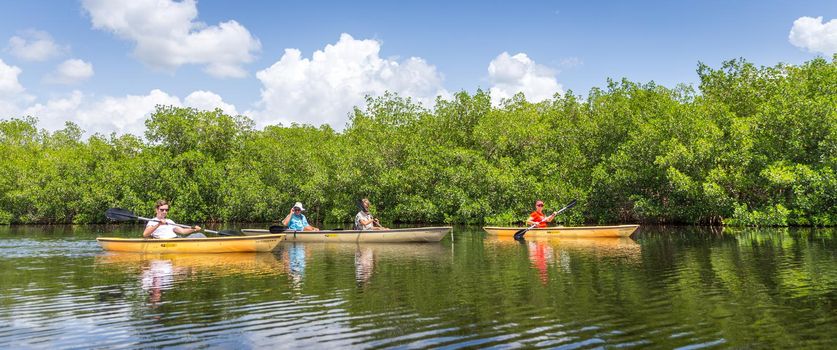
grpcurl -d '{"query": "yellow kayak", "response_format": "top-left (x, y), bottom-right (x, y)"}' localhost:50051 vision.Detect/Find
top-left (96, 234), bottom-right (285, 253)
top-left (483, 225), bottom-right (639, 238)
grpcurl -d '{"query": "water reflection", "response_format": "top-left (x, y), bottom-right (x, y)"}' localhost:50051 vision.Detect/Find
top-left (1, 225), bottom-right (835, 349)
top-left (355, 246), bottom-right (374, 284)
top-left (283, 244), bottom-right (307, 288)
top-left (96, 252), bottom-right (285, 306)
top-left (275, 243), bottom-right (451, 287)
top-left (141, 259), bottom-right (178, 307)
top-left (485, 236), bottom-right (641, 283)
top-left (96, 252), bottom-right (285, 275)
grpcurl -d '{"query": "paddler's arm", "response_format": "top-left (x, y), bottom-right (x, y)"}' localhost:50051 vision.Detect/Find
top-left (360, 216), bottom-right (375, 226)
top-left (143, 220), bottom-right (163, 238)
top-left (174, 225), bottom-right (201, 234)
top-left (525, 214), bottom-right (539, 226)
top-left (282, 208), bottom-right (293, 226)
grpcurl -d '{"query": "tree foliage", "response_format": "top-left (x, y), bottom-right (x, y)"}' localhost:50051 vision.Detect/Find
top-left (1, 57), bottom-right (835, 226)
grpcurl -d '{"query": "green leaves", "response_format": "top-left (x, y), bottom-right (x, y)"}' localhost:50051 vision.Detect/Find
top-left (1, 57), bottom-right (836, 226)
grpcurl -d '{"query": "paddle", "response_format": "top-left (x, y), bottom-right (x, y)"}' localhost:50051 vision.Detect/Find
top-left (513, 199), bottom-right (578, 240)
top-left (269, 225), bottom-right (341, 233)
top-left (269, 225), bottom-right (288, 233)
top-left (105, 208), bottom-right (238, 236)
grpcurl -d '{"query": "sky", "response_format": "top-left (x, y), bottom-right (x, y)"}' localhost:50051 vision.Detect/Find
top-left (0, 0), bottom-right (835, 137)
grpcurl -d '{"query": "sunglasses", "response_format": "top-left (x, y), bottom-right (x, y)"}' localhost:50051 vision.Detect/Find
top-left (536, 204), bottom-right (544, 207)
top-left (158, 208), bottom-right (169, 212)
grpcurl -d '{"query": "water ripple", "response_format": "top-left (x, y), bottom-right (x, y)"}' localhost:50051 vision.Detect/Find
top-left (0, 227), bottom-right (836, 348)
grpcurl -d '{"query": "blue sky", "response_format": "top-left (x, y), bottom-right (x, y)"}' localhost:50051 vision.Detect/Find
top-left (0, 0), bottom-right (835, 136)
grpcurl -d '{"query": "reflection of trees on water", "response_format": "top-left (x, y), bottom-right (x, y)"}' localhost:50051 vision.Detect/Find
top-left (4, 226), bottom-right (836, 348)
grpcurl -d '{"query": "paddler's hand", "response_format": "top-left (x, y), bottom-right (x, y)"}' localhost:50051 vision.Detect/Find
top-left (193, 225), bottom-right (201, 231)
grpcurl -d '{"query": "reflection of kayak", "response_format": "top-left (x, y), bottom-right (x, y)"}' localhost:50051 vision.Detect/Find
top-left (240, 227), bottom-right (451, 243)
top-left (95, 252), bottom-right (285, 275)
top-left (95, 252), bottom-right (286, 277)
top-left (96, 234), bottom-right (285, 253)
top-left (96, 252), bottom-right (282, 267)
top-left (305, 242), bottom-right (451, 259)
top-left (486, 236), bottom-right (641, 258)
top-left (483, 225), bottom-right (639, 238)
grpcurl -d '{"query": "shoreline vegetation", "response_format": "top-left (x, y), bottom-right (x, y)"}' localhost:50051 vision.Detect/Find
top-left (1, 57), bottom-right (835, 227)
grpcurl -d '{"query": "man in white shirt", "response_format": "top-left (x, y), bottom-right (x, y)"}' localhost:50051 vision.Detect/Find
top-left (354, 198), bottom-right (387, 231)
top-left (142, 200), bottom-right (203, 239)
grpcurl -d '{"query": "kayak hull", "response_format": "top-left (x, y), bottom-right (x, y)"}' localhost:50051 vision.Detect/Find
top-left (483, 225), bottom-right (639, 238)
top-left (96, 234), bottom-right (285, 253)
top-left (241, 227), bottom-right (451, 243)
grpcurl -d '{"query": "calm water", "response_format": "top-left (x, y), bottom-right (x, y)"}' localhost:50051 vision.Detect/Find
top-left (0, 225), bottom-right (835, 349)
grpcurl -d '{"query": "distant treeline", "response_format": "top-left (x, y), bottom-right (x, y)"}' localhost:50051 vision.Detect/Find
top-left (1, 57), bottom-right (835, 226)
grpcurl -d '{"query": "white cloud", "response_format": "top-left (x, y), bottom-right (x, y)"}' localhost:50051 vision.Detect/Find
top-left (46, 59), bottom-right (94, 85)
top-left (6, 30), bottom-right (65, 62)
top-left (789, 16), bottom-right (837, 55)
top-left (1, 56), bottom-right (236, 134)
top-left (0, 59), bottom-right (25, 94)
top-left (185, 90), bottom-right (238, 115)
top-left (24, 89), bottom-right (180, 136)
top-left (0, 59), bottom-right (35, 117)
top-left (81, 0), bottom-right (261, 78)
top-left (251, 33), bottom-right (448, 129)
top-left (21, 89), bottom-right (237, 136)
top-left (488, 52), bottom-right (563, 104)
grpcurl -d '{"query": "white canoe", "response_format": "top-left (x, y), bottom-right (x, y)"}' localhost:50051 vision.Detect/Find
top-left (240, 227), bottom-right (451, 243)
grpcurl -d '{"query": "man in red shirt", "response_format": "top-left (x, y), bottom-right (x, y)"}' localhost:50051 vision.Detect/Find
top-left (526, 200), bottom-right (556, 228)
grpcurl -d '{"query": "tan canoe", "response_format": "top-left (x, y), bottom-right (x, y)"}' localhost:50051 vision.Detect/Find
top-left (483, 225), bottom-right (639, 238)
top-left (240, 227), bottom-right (451, 243)
top-left (96, 234), bottom-right (285, 253)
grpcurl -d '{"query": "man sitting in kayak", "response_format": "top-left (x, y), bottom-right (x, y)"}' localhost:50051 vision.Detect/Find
top-left (282, 202), bottom-right (320, 231)
top-left (355, 198), bottom-right (388, 231)
top-left (526, 200), bottom-right (556, 228)
top-left (142, 200), bottom-right (205, 239)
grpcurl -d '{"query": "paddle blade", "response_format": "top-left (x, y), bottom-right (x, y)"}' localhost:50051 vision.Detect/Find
top-left (513, 229), bottom-right (527, 240)
top-left (269, 225), bottom-right (288, 233)
top-left (565, 199), bottom-right (578, 209)
top-left (105, 208), bottom-right (137, 221)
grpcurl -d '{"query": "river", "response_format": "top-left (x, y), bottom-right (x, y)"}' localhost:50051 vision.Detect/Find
top-left (0, 225), bottom-right (834, 348)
